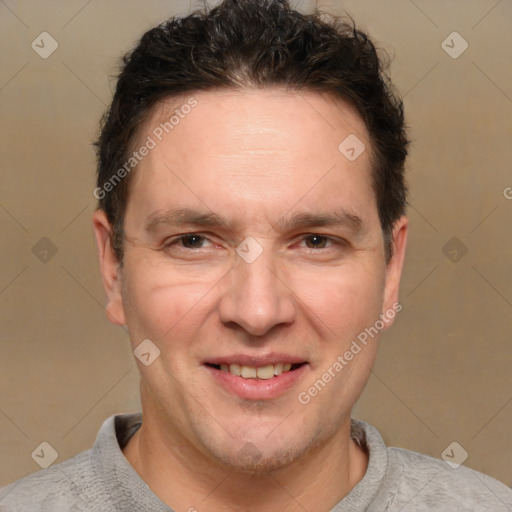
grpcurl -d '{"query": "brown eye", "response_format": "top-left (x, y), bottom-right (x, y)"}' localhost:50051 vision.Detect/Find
top-left (164, 234), bottom-right (211, 250)
top-left (303, 234), bottom-right (330, 249)
top-left (179, 234), bottom-right (206, 248)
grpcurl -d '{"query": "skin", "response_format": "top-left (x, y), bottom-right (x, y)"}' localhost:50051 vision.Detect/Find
top-left (93, 88), bottom-right (408, 512)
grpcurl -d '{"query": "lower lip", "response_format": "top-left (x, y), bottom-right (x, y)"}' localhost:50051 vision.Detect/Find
top-left (204, 364), bottom-right (309, 400)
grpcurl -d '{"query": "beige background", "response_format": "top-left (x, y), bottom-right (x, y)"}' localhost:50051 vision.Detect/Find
top-left (1, 0), bottom-right (511, 489)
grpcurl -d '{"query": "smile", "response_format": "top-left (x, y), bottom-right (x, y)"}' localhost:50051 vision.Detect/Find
top-left (203, 358), bottom-right (309, 400)
top-left (206, 362), bottom-right (304, 380)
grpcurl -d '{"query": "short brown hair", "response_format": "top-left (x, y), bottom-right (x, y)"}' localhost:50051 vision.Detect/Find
top-left (94, 0), bottom-right (409, 263)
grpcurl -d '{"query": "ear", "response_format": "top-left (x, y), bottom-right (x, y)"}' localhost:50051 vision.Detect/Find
top-left (92, 209), bottom-right (126, 326)
top-left (381, 216), bottom-right (408, 329)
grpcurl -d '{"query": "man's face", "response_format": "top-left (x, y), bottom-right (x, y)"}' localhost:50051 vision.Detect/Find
top-left (95, 89), bottom-right (406, 471)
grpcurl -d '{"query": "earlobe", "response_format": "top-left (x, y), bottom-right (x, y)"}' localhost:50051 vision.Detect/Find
top-left (92, 209), bottom-right (126, 326)
top-left (382, 216), bottom-right (408, 328)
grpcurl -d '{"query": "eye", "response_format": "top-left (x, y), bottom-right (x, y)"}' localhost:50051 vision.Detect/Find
top-left (301, 234), bottom-right (334, 249)
top-left (165, 233), bottom-right (212, 249)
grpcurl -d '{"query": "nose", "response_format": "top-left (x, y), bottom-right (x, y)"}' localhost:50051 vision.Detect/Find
top-left (218, 244), bottom-right (296, 337)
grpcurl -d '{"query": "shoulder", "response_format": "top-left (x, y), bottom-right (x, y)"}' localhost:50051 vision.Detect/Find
top-left (381, 446), bottom-right (512, 511)
top-left (0, 414), bottom-right (131, 512)
top-left (0, 450), bottom-right (95, 512)
top-left (352, 420), bottom-right (511, 511)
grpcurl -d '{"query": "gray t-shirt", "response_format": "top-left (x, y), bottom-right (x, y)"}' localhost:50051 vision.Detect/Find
top-left (1, 413), bottom-right (510, 511)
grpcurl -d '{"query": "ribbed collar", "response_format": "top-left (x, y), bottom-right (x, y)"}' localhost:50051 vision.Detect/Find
top-left (90, 413), bottom-right (388, 512)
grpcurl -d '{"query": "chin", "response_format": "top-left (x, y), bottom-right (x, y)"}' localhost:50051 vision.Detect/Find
top-left (213, 444), bottom-right (303, 473)
top-left (200, 425), bottom-right (325, 474)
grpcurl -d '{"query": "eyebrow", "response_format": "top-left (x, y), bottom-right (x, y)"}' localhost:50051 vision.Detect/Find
top-left (277, 210), bottom-right (362, 233)
top-left (144, 207), bottom-right (363, 234)
top-left (145, 208), bottom-right (227, 232)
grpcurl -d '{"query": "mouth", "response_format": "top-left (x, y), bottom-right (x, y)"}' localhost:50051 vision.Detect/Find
top-left (204, 362), bottom-right (306, 380)
top-left (202, 355), bottom-right (309, 400)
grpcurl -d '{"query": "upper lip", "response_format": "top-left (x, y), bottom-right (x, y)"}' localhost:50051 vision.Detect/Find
top-left (204, 353), bottom-right (308, 367)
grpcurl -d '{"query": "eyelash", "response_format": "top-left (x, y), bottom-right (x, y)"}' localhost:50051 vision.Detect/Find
top-left (163, 233), bottom-right (344, 251)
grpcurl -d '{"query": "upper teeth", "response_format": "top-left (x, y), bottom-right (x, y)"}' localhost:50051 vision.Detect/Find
top-left (220, 363), bottom-right (293, 380)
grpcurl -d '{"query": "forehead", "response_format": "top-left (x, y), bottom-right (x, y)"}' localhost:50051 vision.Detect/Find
top-left (126, 88), bottom-right (376, 229)
top-left (138, 87), bottom-right (370, 160)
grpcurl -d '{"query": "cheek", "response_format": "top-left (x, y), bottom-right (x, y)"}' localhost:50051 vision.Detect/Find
top-left (121, 260), bottom-right (221, 348)
top-left (294, 268), bottom-right (383, 413)
top-left (296, 264), bottom-right (385, 339)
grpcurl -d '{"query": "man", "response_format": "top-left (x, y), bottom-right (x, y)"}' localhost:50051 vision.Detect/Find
top-left (1, 0), bottom-right (511, 510)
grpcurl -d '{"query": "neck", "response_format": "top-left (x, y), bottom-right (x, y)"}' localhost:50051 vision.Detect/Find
top-left (122, 409), bottom-right (368, 512)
